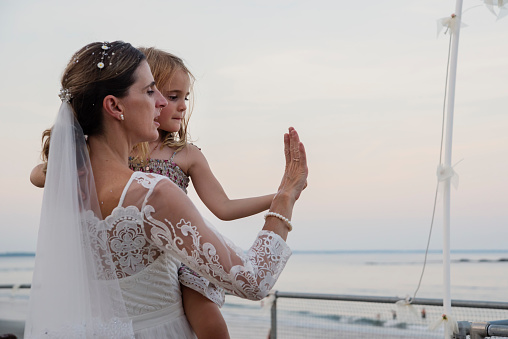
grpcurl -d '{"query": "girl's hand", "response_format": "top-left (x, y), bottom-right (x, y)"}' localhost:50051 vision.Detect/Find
top-left (277, 127), bottom-right (308, 201)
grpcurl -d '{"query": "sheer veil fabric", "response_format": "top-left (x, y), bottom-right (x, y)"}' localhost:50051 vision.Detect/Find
top-left (24, 102), bottom-right (135, 338)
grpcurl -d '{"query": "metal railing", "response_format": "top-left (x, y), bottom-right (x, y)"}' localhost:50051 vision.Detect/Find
top-left (3, 285), bottom-right (508, 338)
top-left (454, 320), bottom-right (508, 339)
top-left (0, 285), bottom-right (30, 289)
top-left (269, 291), bottom-right (508, 339)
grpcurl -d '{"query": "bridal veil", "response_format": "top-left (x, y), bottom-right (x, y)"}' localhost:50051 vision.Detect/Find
top-left (24, 99), bottom-right (134, 338)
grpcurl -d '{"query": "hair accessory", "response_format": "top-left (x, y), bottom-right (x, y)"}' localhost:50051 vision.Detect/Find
top-left (97, 42), bottom-right (110, 69)
top-left (58, 88), bottom-right (72, 103)
top-left (120, 114), bottom-right (124, 121)
top-left (264, 212), bottom-right (293, 231)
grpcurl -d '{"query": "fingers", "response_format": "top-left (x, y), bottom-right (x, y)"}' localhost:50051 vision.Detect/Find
top-left (297, 140), bottom-right (306, 166)
top-left (278, 127), bottom-right (308, 201)
top-left (284, 132), bottom-right (290, 166)
top-left (289, 127), bottom-right (301, 163)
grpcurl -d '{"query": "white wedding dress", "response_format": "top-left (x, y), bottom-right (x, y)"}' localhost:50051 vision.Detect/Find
top-left (26, 103), bottom-right (292, 339)
top-left (86, 171), bottom-right (292, 338)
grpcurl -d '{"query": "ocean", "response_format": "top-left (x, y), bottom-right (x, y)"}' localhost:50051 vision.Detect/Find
top-left (1, 250), bottom-right (507, 338)
top-left (224, 250), bottom-right (508, 338)
top-left (274, 250), bottom-right (508, 302)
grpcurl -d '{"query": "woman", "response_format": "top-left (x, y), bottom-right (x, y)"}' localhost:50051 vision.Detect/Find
top-left (25, 41), bottom-right (308, 339)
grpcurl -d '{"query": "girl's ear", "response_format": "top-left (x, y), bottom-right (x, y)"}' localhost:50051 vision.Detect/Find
top-left (103, 95), bottom-right (124, 121)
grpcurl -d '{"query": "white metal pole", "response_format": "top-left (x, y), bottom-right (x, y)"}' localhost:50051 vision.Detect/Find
top-left (443, 0), bottom-right (463, 337)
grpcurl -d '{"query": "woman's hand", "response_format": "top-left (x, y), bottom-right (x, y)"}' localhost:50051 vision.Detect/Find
top-left (277, 127), bottom-right (308, 201)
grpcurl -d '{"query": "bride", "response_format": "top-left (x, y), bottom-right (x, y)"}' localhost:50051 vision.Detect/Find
top-left (24, 41), bottom-right (308, 338)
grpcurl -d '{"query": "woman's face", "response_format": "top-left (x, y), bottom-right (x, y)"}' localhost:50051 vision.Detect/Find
top-left (158, 69), bottom-right (190, 134)
top-left (120, 61), bottom-right (167, 143)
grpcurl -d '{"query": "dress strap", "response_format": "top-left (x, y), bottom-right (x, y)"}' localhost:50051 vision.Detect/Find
top-left (169, 150), bottom-right (178, 162)
top-left (118, 172), bottom-right (139, 207)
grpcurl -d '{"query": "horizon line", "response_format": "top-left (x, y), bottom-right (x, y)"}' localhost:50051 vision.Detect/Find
top-left (2, 249), bottom-right (508, 257)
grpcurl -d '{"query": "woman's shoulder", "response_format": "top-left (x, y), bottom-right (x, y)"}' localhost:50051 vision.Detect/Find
top-left (122, 172), bottom-right (183, 202)
top-left (121, 172), bottom-right (168, 196)
top-left (129, 171), bottom-right (164, 182)
top-left (143, 173), bottom-right (191, 211)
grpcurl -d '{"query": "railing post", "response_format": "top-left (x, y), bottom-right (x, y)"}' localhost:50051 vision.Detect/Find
top-left (270, 291), bottom-right (277, 339)
top-left (470, 322), bottom-right (489, 339)
top-left (453, 321), bottom-right (470, 339)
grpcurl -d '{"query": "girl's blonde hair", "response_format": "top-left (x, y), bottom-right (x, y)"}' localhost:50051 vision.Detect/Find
top-left (134, 47), bottom-right (195, 162)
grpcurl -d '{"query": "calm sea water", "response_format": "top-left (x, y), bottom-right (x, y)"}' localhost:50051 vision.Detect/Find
top-left (1, 250), bottom-right (507, 338)
top-left (274, 250), bottom-right (508, 302)
top-left (1, 250), bottom-right (507, 301)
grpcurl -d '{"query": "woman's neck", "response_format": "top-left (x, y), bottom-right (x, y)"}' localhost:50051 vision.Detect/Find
top-left (88, 134), bottom-right (131, 169)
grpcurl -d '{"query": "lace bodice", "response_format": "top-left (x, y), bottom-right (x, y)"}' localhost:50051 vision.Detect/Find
top-left (95, 172), bottom-right (291, 306)
top-left (129, 147), bottom-right (225, 306)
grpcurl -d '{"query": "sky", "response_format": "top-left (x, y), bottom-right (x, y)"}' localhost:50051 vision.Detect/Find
top-left (0, 0), bottom-right (506, 252)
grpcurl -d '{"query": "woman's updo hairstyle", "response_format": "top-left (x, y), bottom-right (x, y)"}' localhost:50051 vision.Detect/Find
top-left (62, 41), bottom-right (145, 136)
top-left (41, 41), bottom-right (145, 164)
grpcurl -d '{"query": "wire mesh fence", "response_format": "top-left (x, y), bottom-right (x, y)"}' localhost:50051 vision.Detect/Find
top-left (223, 292), bottom-right (508, 339)
top-left (2, 285), bottom-right (508, 338)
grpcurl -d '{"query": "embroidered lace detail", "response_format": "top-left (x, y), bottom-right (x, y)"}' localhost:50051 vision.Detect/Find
top-left (130, 153), bottom-right (226, 303)
top-left (143, 198), bottom-right (292, 300)
top-left (84, 187), bottom-right (182, 318)
top-left (133, 173), bottom-right (159, 190)
top-left (81, 205), bottom-right (161, 280)
top-left (81, 210), bottom-right (115, 280)
top-left (81, 171), bottom-right (291, 330)
top-left (179, 264), bottom-right (225, 307)
top-left (25, 317), bottom-right (134, 339)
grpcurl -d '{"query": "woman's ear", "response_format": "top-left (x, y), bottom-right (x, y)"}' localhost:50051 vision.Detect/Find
top-left (103, 95), bottom-right (124, 121)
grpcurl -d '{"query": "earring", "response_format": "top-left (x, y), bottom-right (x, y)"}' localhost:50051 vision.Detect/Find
top-left (120, 114), bottom-right (124, 121)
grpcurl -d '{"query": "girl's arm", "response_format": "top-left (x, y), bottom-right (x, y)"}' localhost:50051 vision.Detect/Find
top-left (30, 163), bottom-right (47, 188)
top-left (186, 144), bottom-right (275, 221)
top-left (181, 286), bottom-right (230, 339)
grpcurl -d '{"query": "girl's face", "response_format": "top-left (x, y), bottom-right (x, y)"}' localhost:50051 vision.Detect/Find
top-left (158, 69), bottom-right (190, 134)
top-left (120, 61), bottom-right (167, 143)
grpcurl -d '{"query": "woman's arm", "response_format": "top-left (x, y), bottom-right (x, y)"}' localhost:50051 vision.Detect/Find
top-left (30, 163), bottom-right (47, 188)
top-left (187, 144), bottom-right (275, 221)
top-left (143, 128), bottom-right (307, 300)
top-left (143, 178), bottom-right (292, 300)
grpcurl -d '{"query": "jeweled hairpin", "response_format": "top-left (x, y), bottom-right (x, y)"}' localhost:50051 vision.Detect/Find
top-left (59, 88), bottom-right (72, 103)
top-left (97, 42), bottom-right (110, 69)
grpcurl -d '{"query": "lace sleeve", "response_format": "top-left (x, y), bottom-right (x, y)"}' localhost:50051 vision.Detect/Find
top-left (141, 178), bottom-right (292, 301)
top-left (178, 264), bottom-right (225, 307)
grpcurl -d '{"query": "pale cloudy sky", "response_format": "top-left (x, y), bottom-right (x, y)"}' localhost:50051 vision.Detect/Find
top-left (0, 0), bottom-right (506, 252)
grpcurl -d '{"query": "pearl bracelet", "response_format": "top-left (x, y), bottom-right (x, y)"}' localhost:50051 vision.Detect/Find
top-left (264, 212), bottom-right (293, 232)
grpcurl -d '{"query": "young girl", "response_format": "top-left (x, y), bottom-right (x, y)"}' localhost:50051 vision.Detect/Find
top-left (133, 47), bottom-right (277, 339)
top-left (30, 47), bottom-right (277, 339)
